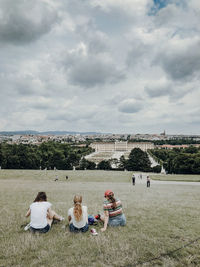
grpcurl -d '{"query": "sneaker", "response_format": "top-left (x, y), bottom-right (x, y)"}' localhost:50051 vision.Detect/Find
top-left (91, 228), bottom-right (98, 236)
top-left (24, 223), bottom-right (30, 231)
top-left (59, 216), bottom-right (65, 221)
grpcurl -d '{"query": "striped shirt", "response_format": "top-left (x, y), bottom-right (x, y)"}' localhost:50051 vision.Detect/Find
top-left (103, 198), bottom-right (123, 218)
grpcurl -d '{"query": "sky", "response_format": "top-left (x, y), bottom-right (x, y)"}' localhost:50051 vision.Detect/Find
top-left (0, 0), bottom-right (200, 134)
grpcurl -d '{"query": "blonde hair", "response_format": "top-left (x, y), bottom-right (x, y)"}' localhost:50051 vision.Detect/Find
top-left (73, 195), bottom-right (82, 222)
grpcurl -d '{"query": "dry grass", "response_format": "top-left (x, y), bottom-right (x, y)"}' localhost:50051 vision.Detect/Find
top-left (151, 174), bottom-right (200, 182)
top-left (0, 170), bottom-right (200, 267)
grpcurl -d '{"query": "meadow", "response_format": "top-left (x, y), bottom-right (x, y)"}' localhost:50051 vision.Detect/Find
top-left (150, 174), bottom-right (200, 182)
top-left (0, 170), bottom-right (200, 267)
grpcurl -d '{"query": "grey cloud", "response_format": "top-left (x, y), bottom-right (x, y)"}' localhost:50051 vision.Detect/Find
top-left (118, 99), bottom-right (143, 114)
top-left (126, 41), bottom-right (150, 68)
top-left (153, 2), bottom-right (200, 34)
top-left (30, 103), bottom-right (52, 111)
top-left (0, 0), bottom-right (59, 44)
top-left (69, 58), bottom-right (124, 87)
top-left (155, 40), bottom-right (200, 81)
top-left (63, 49), bottom-right (125, 88)
top-left (74, 22), bottom-right (110, 54)
top-left (47, 107), bottom-right (97, 122)
top-left (87, 31), bottom-right (109, 54)
top-left (145, 80), bottom-right (195, 102)
top-left (145, 82), bottom-right (173, 98)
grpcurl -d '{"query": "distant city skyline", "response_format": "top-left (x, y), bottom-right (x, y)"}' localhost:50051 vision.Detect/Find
top-left (0, 0), bottom-right (200, 134)
top-left (1, 129), bottom-right (200, 137)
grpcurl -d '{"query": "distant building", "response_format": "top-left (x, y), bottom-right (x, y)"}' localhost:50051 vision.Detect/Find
top-left (90, 141), bottom-right (154, 152)
top-left (160, 130), bottom-right (166, 136)
top-left (158, 144), bottom-right (189, 149)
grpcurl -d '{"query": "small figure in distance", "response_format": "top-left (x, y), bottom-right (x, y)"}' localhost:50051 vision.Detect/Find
top-left (132, 174), bottom-right (135, 185)
top-left (147, 175), bottom-right (150, 188)
top-left (68, 195), bottom-right (89, 233)
top-left (96, 190), bottom-right (126, 232)
top-left (66, 175), bottom-right (68, 180)
top-left (140, 173), bottom-right (142, 179)
top-left (25, 192), bottom-right (64, 233)
top-left (54, 175), bottom-right (58, 181)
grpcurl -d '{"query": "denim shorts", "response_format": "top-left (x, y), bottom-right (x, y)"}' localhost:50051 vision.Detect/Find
top-left (30, 224), bottom-right (50, 233)
top-left (108, 214), bottom-right (126, 227)
top-left (69, 223), bottom-right (89, 233)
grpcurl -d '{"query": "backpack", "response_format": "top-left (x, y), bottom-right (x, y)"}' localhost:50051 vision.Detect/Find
top-left (88, 215), bottom-right (97, 225)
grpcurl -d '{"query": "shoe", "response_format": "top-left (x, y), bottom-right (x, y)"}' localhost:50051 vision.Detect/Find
top-left (59, 216), bottom-right (65, 221)
top-left (24, 223), bottom-right (30, 231)
top-left (91, 228), bottom-right (98, 236)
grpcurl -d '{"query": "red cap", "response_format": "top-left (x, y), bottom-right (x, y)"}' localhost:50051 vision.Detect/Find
top-left (104, 190), bottom-right (114, 197)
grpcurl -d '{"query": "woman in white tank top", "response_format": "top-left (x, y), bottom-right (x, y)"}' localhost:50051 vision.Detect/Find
top-left (25, 192), bottom-right (64, 233)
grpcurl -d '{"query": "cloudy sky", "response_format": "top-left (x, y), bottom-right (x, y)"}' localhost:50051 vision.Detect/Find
top-left (0, 0), bottom-right (200, 134)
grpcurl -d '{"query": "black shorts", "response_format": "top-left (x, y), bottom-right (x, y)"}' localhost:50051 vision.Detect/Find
top-left (30, 224), bottom-right (50, 233)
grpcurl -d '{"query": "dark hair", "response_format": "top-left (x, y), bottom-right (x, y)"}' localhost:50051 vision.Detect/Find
top-left (107, 193), bottom-right (117, 209)
top-left (34, 192), bottom-right (47, 202)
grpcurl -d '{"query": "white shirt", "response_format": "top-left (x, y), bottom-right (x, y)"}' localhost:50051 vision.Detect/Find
top-left (68, 205), bottom-right (88, 228)
top-left (30, 201), bottom-right (52, 229)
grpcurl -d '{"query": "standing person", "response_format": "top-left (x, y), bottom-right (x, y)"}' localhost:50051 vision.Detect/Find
top-left (25, 192), bottom-right (64, 233)
top-left (147, 176), bottom-right (150, 188)
top-left (68, 195), bottom-right (89, 233)
top-left (132, 174), bottom-right (135, 185)
top-left (99, 190), bottom-right (126, 232)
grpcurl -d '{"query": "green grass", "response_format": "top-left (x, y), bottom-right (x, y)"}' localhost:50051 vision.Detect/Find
top-left (151, 174), bottom-right (200, 182)
top-left (0, 170), bottom-right (200, 267)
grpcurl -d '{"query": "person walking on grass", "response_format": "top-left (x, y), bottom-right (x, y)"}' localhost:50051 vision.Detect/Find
top-left (132, 174), bottom-right (135, 185)
top-left (147, 175), bottom-right (150, 187)
top-left (25, 192), bottom-right (64, 233)
top-left (96, 190), bottom-right (126, 232)
top-left (68, 195), bottom-right (89, 233)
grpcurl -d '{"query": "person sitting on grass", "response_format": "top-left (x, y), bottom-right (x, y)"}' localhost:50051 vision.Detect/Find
top-left (68, 195), bottom-right (89, 233)
top-left (25, 191), bottom-right (64, 233)
top-left (96, 190), bottom-right (126, 232)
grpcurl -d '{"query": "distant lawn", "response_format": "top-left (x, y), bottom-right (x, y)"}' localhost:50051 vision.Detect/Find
top-left (151, 174), bottom-right (200, 182)
top-left (0, 170), bottom-right (200, 266)
top-left (0, 169), bottom-right (131, 183)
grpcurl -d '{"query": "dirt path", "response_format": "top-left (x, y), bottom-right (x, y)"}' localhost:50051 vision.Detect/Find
top-left (133, 173), bottom-right (200, 186)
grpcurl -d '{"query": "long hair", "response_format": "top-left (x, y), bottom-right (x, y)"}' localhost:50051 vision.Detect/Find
top-left (34, 192), bottom-right (47, 202)
top-left (107, 193), bottom-right (117, 209)
top-left (73, 195), bottom-right (82, 222)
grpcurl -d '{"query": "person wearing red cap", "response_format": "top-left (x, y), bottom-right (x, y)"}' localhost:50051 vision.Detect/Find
top-left (99, 190), bottom-right (126, 232)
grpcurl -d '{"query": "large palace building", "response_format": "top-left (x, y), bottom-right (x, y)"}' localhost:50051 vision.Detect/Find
top-left (90, 141), bottom-right (154, 152)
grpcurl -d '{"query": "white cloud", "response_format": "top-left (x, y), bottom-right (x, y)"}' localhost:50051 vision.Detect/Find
top-left (0, 0), bottom-right (200, 134)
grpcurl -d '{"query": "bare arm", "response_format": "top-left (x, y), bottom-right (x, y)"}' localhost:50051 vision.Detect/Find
top-left (25, 208), bottom-right (31, 217)
top-left (101, 210), bottom-right (109, 232)
top-left (68, 215), bottom-right (72, 223)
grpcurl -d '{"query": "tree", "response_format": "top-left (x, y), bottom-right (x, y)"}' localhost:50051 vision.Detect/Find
top-left (119, 155), bottom-right (127, 169)
top-left (79, 158), bottom-right (96, 170)
top-left (97, 160), bottom-right (112, 170)
top-left (126, 148), bottom-right (151, 171)
top-left (152, 165), bottom-right (162, 173)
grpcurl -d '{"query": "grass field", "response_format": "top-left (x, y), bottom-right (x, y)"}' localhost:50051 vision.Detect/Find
top-left (0, 170), bottom-right (200, 267)
top-left (151, 174), bottom-right (200, 182)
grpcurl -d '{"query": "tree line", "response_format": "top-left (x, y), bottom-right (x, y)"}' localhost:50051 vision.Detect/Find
top-left (0, 143), bottom-right (162, 172)
top-left (82, 148), bottom-right (161, 172)
top-left (150, 146), bottom-right (200, 174)
top-left (0, 142), bottom-right (93, 170)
